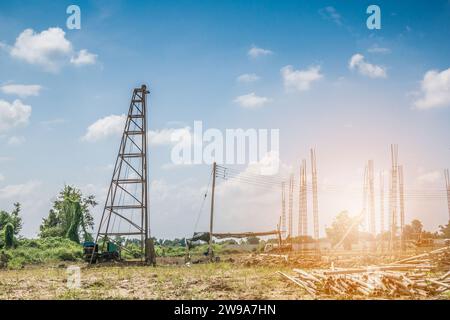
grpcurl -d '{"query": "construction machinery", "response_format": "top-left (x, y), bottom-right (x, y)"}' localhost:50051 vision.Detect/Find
top-left (83, 241), bottom-right (120, 263)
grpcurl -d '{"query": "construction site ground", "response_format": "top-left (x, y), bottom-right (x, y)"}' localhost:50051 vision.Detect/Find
top-left (0, 249), bottom-right (449, 300)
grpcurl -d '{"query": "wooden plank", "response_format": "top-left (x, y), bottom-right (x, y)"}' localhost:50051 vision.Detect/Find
top-left (277, 271), bottom-right (316, 297)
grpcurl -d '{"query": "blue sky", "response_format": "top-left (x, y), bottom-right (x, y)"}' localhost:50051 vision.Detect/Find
top-left (0, 0), bottom-right (449, 238)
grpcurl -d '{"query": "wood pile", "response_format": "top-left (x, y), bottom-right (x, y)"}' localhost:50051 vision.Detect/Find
top-left (278, 246), bottom-right (450, 298)
top-left (239, 253), bottom-right (290, 267)
top-left (238, 253), bottom-right (325, 268)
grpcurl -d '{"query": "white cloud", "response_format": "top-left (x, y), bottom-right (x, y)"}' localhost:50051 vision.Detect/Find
top-left (413, 67), bottom-right (450, 110)
top-left (0, 173), bottom-right (4, 182)
top-left (10, 28), bottom-right (72, 72)
top-left (349, 53), bottom-right (387, 78)
top-left (234, 92), bottom-right (271, 109)
top-left (280, 65), bottom-right (323, 92)
top-left (248, 46), bottom-right (273, 58)
top-left (70, 49), bottom-right (98, 66)
top-left (319, 6), bottom-right (342, 26)
top-left (0, 99), bottom-right (32, 133)
top-left (7, 135), bottom-right (25, 146)
top-left (0, 84), bottom-right (42, 98)
top-left (0, 180), bottom-right (41, 200)
top-left (7, 27), bottom-right (97, 72)
top-left (236, 73), bottom-right (260, 83)
top-left (82, 114), bottom-right (126, 142)
top-left (148, 127), bottom-right (191, 146)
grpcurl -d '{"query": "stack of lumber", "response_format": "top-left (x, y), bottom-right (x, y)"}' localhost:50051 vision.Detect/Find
top-left (389, 246), bottom-right (450, 271)
top-left (278, 246), bottom-right (450, 298)
top-left (278, 269), bottom-right (450, 298)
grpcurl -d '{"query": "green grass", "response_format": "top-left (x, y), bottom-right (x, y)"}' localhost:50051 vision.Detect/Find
top-left (1, 237), bottom-right (254, 269)
top-left (2, 237), bottom-right (83, 269)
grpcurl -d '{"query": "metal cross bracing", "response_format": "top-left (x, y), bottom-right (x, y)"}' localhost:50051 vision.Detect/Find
top-left (94, 84), bottom-right (151, 262)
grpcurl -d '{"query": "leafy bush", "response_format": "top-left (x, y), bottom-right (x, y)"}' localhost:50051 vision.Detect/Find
top-left (121, 242), bottom-right (144, 259)
top-left (4, 237), bottom-right (83, 269)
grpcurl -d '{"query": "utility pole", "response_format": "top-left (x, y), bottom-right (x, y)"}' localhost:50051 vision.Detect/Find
top-left (445, 169), bottom-right (450, 222)
top-left (311, 148), bottom-right (319, 251)
top-left (209, 162), bottom-right (217, 258)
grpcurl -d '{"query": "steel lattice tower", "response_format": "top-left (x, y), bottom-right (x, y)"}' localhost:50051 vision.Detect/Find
top-left (94, 84), bottom-right (152, 262)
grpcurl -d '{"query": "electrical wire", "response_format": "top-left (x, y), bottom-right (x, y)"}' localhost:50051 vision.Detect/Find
top-left (192, 169), bottom-right (213, 234)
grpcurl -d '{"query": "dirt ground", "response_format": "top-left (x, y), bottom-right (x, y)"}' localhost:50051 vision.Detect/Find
top-left (0, 262), bottom-right (305, 300)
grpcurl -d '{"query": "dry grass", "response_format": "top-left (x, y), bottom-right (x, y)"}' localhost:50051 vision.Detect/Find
top-left (1, 259), bottom-right (447, 300)
top-left (0, 262), bottom-right (304, 300)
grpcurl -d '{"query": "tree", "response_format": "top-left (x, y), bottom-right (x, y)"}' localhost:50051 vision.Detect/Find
top-left (4, 223), bottom-right (14, 248)
top-left (401, 219), bottom-right (438, 241)
top-left (0, 202), bottom-right (23, 236)
top-left (403, 219), bottom-right (423, 241)
top-left (65, 201), bottom-right (83, 243)
top-left (438, 221), bottom-right (450, 239)
top-left (325, 211), bottom-right (360, 250)
top-left (39, 185), bottom-right (97, 243)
